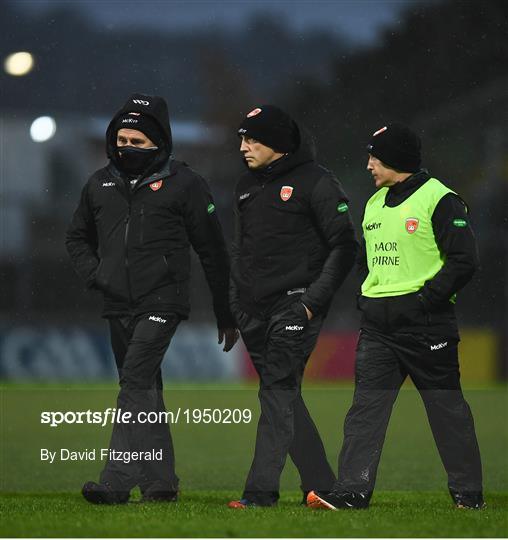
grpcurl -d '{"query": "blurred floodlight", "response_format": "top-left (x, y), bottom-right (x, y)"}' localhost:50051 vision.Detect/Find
top-left (4, 51), bottom-right (34, 76)
top-left (30, 116), bottom-right (56, 143)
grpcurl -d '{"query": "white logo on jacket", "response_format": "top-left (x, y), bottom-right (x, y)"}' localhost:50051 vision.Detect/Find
top-left (149, 315), bottom-right (167, 324)
top-left (102, 182), bottom-right (115, 187)
top-left (286, 325), bottom-right (304, 331)
top-left (430, 341), bottom-right (447, 351)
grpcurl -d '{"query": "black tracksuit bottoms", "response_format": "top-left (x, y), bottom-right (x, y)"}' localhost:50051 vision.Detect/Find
top-left (100, 312), bottom-right (180, 494)
top-left (237, 300), bottom-right (336, 505)
top-left (334, 329), bottom-right (483, 495)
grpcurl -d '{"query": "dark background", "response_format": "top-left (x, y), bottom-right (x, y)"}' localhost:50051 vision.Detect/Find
top-left (1, 0), bottom-right (506, 377)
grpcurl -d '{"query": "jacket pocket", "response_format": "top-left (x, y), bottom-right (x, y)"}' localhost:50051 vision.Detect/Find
top-left (93, 258), bottom-right (129, 301)
top-left (390, 293), bottom-right (428, 328)
top-left (94, 259), bottom-right (105, 289)
top-left (359, 295), bottom-right (388, 329)
top-left (162, 250), bottom-right (190, 282)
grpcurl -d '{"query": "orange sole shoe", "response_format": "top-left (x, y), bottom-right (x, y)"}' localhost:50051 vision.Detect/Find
top-left (306, 490), bottom-right (337, 510)
top-left (228, 499), bottom-right (251, 509)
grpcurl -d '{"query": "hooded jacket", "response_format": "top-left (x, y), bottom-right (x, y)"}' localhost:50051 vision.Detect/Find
top-left (66, 93), bottom-right (234, 327)
top-left (230, 127), bottom-right (358, 317)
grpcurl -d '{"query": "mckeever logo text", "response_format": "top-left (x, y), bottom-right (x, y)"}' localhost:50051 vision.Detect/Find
top-left (430, 341), bottom-right (447, 351)
top-left (149, 316), bottom-right (167, 324)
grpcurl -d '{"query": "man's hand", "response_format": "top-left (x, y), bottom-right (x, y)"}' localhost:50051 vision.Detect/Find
top-left (218, 327), bottom-right (239, 352)
top-left (302, 303), bottom-right (313, 320)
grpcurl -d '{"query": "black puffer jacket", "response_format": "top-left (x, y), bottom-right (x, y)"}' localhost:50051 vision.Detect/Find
top-left (66, 94), bottom-right (234, 327)
top-left (230, 130), bottom-right (358, 317)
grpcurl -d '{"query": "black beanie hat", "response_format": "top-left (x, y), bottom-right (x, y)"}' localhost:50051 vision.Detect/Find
top-left (114, 112), bottom-right (164, 148)
top-left (238, 105), bottom-right (299, 153)
top-left (366, 122), bottom-right (421, 173)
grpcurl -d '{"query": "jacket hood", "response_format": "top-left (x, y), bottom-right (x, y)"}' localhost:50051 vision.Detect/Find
top-left (105, 93), bottom-right (173, 174)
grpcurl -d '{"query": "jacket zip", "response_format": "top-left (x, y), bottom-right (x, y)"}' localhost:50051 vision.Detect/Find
top-left (124, 203), bottom-right (133, 304)
top-left (252, 182), bottom-right (265, 302)
top-left (140, 204), bottom-right (144, 244)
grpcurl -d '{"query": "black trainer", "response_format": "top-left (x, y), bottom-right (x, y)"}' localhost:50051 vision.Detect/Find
top-left (140, 489), bottom-right (178, 503)
top-left (81, 481), bottom-right (129, 505)
top-left (307, 490), bottom-right (371, 510)
top-left (450, 489), bottom-right (485, 509)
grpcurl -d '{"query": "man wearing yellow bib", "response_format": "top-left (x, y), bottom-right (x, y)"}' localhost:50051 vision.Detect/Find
top-left (308, 123), bottom-right (484, 510)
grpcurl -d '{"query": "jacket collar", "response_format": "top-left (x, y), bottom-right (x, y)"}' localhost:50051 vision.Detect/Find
top-left (108, 157), bottom-right (172, 179)
top-left (134, 158), bottom-right (174, 190)
top-left (107, 158), bottom-right (175, 196)
top-left (388, 169), bottom-right (430, 195)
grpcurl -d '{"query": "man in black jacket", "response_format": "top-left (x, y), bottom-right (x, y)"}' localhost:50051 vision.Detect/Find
top-left (228, 105), bottom-right (358, 508)
top-left (66, 93), bottom-right (237, 504)
top-left (308, 123), bottom-right (484, 511)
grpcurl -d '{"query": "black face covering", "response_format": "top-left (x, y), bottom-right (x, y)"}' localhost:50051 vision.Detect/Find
top-left (116, 146), bottom-right (159, 175)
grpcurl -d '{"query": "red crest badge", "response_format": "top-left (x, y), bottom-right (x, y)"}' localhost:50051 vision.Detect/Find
top-left (405, 217), bottom-right (419, 234)
top-left (280, 185), bottom-right (293, 202)
top-left (149, 180), bottom-right (163, 191)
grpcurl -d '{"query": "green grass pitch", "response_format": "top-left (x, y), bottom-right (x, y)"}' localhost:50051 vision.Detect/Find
top-left (1, 382), bottom-right (507, 537)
